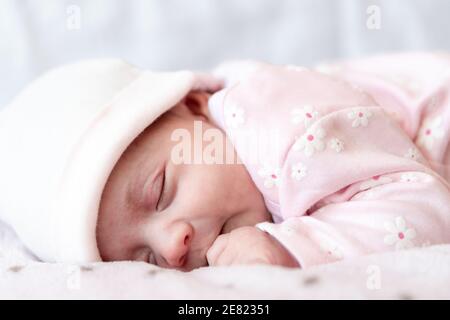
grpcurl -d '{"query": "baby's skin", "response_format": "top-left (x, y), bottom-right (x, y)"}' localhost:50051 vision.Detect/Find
top-left (96, 91), bottom-right (298, 271)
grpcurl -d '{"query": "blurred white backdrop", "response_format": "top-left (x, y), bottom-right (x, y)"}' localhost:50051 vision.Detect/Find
top-left (1, 0), bottom-right (450, 107)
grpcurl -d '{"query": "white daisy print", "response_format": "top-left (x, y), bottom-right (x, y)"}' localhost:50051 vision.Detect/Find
top-left (224, 104), bottom-right (245, 128)
top-left (384, 216), bottom-right (416, 250)
top-left (291, 162), bottom-right (308, 181)
top-left (417, 116), bottom-right (445, 151)
top-left (359, 175), bottom-right (393, 191)
top-left (291, 105), bottom-right (319, 128)
top-left (401, 173), bottom-right (419, 183)
top-left (293, 126), bottom-right (326, 157)
top-left (329, 138), bottom-right (344, 153)
top-left (258, 165), bottom-right (281, 189)
top-left (347, 108), bottom-right (373, 128)
top-left (404, 147), bottom-right (421, 161)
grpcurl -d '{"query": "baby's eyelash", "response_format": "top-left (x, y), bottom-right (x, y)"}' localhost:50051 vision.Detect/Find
top-left (148, 251), bottom-right (157, 265)
top-left (156, 169), bottom-right (166, 211)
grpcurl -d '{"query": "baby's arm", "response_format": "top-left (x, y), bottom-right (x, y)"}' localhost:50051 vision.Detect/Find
top-left (256, 171), bottom-right (450, 268)
top-left (321, 52), bottom-right (450, 182)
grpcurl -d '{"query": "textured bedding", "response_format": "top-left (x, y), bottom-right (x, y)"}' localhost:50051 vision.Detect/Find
top-left (1, 220), bottom-right (449, 299)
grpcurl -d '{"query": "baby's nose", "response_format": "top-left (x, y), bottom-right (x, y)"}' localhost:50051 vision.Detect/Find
top-left (160, 222), bottom-right (193, 268)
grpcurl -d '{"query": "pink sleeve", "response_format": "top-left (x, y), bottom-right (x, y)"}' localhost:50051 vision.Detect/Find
top-left (323, 52), bottom-right (450, 182)
top-left (257, 171), bottom-right (450, 268)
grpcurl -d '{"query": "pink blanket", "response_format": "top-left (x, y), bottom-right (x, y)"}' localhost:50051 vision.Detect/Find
top-left (1, 220), bottom-right (450, 299)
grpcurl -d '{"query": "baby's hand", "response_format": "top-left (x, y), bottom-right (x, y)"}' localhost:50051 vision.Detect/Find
top-left (206, 226), bottom-right (299, 268)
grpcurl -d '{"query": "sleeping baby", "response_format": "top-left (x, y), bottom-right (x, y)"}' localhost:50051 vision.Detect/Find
top-left (0, 52), bottom-right (449, 271)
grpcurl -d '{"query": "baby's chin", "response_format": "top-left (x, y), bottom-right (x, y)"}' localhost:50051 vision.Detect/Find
top-left (183, 252), bottom-right (209, 271)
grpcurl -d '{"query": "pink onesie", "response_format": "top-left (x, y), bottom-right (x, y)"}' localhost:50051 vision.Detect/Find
top-left (208, 58), bottom-right (450, 268)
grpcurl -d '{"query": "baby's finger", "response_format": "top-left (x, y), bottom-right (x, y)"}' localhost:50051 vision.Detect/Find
top-left (206, 233), bottom-right (229, 266)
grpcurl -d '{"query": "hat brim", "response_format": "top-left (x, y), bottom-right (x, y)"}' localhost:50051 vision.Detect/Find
top-left (54, 70), bottom-right (199, 263)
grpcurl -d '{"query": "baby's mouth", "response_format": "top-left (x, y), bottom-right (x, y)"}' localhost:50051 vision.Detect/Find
top-left (219, 222), bottom-right (227, 235)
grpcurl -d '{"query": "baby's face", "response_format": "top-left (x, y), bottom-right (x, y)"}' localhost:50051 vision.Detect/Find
top-left (96, 92), bottom-right (271, 271)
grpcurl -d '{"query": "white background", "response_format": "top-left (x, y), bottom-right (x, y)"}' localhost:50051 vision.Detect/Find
top-left (1, 0), bottom-right (450, 107)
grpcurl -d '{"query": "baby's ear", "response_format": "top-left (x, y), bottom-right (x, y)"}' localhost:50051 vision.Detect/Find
top-left (170, 91), bottom-right (212, 120)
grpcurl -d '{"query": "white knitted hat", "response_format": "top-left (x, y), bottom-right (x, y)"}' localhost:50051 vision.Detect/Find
top-left (0, 59), bottom-right (222, 263)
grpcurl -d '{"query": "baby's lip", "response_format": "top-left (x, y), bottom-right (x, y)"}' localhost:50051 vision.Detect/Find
top-left (219, 222), bottom-right (227, 235)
